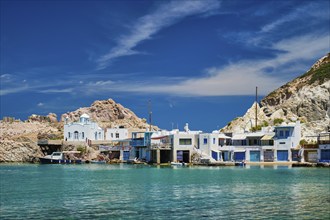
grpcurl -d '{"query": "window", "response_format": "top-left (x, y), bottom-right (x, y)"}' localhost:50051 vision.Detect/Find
top-left (285, 130), bottom-right (290, 138)
top-left (116, 133), bottom-right (119, 138)
top-left (74, 131), bottom-right (79, 139)
top-left (68, 132), bottom-right (71, 138)
top-left (82, 132), bottom-right (84, 139)
top-left (179, 138), bottom-right (192, 145)
top-left (99, 132), bottom-right (101, 139)
top-left (111, 133), bottom-right (113, 138)
top-left (213, 138), bottom-right (215, 144)
top-left (279, 130), bottom-right (284, 137)
top-left (204, 138), bottom-right (207, 144)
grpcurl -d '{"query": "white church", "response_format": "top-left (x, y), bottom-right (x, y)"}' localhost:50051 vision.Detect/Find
top-left (64, 113), bottom-right (105, 141)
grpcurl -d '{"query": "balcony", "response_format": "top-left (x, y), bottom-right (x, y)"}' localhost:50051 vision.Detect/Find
top-left (130, 139), bottom-right (147, 147)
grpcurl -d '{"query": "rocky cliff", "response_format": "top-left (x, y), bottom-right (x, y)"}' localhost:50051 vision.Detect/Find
top-left (0, 120), bottom-right (61, 162)
top-left (61, 98), bottom-right (158, 130)
top-left (222, 53), bottom-right (330, 138)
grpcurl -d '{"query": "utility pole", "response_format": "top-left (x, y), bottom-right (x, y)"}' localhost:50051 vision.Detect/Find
top-left (148, 100), bottom-right (152, 131)
top-left (255, 86), bottom-right (258, 128)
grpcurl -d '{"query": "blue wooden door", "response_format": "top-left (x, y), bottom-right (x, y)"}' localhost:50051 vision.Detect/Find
top-left (320, 150), bottom-right (330, 162)
top-left (212, 151), bottom-right (218, 161)
top-left (223, 152), bottom-right (229, 161)
top-left (250, 151), bottom-right (260, 161)
top-left (277, 150), bottom-right (288, 161)
top-left (234, 152), bottom-right (245, 161)
top-left (123, 151), bottom-right (130, 161)
top-left (177, 151), bottom-right (183, 162)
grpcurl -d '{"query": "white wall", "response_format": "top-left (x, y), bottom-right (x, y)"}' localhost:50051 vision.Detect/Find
top-left (105, 128), bottom-right (128, 141)
top-left (64, 122), bottom-right (104, 141)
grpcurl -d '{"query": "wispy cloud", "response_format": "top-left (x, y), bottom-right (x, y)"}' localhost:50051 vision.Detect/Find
top-left (261, 2), bottom-right (329, 33)
top-left (40, 88), bottom-right (73, 94)
top-left (96, 0), bottom-right (220, 69)
top-left (86, 33), bottom-right (329, 96)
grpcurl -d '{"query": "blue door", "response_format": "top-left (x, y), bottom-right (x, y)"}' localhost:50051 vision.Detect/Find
top-left (250, 151), bottom-right (260, 162)
top-left (291, 150), bottom-right (299, 161)
top-left (320, 149), bottom-right (330, 162)
top-left (234, 152), bottom-right (245, 161)
top-left (123, 151), bottom-right (130, 161)
top-left (223, 152), bottom-right (229, 161)
top-left (177, 151), bottom-right (183, 162)
top-left (277, 150), bottom-right (288, 161)
top-left (212, 151), bottom-right (218, 161)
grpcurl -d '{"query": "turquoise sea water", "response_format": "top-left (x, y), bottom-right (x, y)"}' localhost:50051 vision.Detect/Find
top-left (0, 164), bottom-right (329, 220)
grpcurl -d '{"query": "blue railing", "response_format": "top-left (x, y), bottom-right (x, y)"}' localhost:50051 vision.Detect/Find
top-left (130, 139), bottom-right (145, 147)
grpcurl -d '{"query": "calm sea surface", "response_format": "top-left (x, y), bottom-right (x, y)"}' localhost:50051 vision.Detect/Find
top-left (0, 164), bottom-right (329, 220)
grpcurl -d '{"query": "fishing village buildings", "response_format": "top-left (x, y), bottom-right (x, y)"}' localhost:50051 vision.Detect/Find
top-left (62, 114), bottom-right (330, 164)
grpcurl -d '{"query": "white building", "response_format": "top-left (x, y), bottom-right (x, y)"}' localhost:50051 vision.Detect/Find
top-left (273, 121), bottom-right (301, 161)
top-left (170, 123), bottom-right (201, 163)
top-left (105, 127), bottom-right (129, 141)
top-left (198, 131), bottom-right (231, 161)
top-left (64, 114), bottom-right (104, 141)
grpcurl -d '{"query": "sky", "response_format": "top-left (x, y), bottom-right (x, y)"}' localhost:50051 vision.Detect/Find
top-left (1, 0), bottom-right (329, 132)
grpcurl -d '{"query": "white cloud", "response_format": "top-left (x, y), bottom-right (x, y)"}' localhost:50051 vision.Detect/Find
top-left (261, 2), bottom-right (329, 33)
top-left (96, 0), bottom-right (220, 69)
top-left (0, 86), bottom-right (30, 96)
top-left (85, 33), bottom-right (329, 96)
top-left (40, 88), bottom-right (73, 94)
top-left (37, 102), bottom-right (44, 107)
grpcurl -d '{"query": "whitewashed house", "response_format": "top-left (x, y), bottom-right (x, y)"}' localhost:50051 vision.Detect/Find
top-left (64, 113), bottom-right (104, 141)
top-left (105, 127), bottom-right (129, 141)
top-left (170, 123), bottom-right (201, 163)
top-left (273, 121), bottom-right (301, 161)
top-left (198, 131), bottom-right (231, 161)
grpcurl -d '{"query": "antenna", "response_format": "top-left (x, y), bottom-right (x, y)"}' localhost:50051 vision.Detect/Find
top-left (255, 86), bottom-right (258, 128)
top-left (148, 100), bottom-right (152, 131)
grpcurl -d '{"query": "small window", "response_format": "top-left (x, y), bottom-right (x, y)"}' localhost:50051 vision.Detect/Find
top-left (74, 131), bottom-right (79, 139)
top-left (213, 138), bottom-right (215, 144)
top-left (82, 132), bottom-right (84, 139)
top-left (111, 133), bottom-right (113, 138)
top-left (279, 130), bottom-right (284, 137)
top-left (179, 138), bottom-right (192, 145)
top-left (285, 130), bottom-right (290, 138)
top-left (68, 132), bottom-right (71, 138)
top-left (116, 133), bottom-right (119, 138)
top-left (204, 138), bottom-right (207, 144)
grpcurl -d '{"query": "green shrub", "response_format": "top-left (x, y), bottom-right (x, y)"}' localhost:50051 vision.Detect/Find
top-left (273, 118), bottom-right (284, 125)
top-left (250, 125), bottom-right (262, 132)
top-left (77, 146), bottom-right (86, 154)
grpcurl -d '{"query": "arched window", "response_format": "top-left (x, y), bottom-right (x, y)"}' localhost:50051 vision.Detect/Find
top-left (82, 132), bottom-right (84, 139)
top-left (74, 131), bottom-right (79, 140)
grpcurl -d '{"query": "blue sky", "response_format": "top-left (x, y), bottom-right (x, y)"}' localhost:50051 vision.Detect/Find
top-left (1, 0), bottom-right (329, 132)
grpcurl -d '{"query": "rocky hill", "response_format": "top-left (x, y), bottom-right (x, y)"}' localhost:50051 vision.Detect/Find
top-left (0, 118), bottom-right (61, 162)
top-left (222, 53), bottom-right (330, 138)
top-left (61, 98), bottom-right (158, 130)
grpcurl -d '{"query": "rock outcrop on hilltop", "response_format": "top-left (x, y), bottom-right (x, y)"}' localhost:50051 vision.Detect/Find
top-left (222, 53), bottom-right (330, 138)
top-left (61, 98), bottom-right (158, 130)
